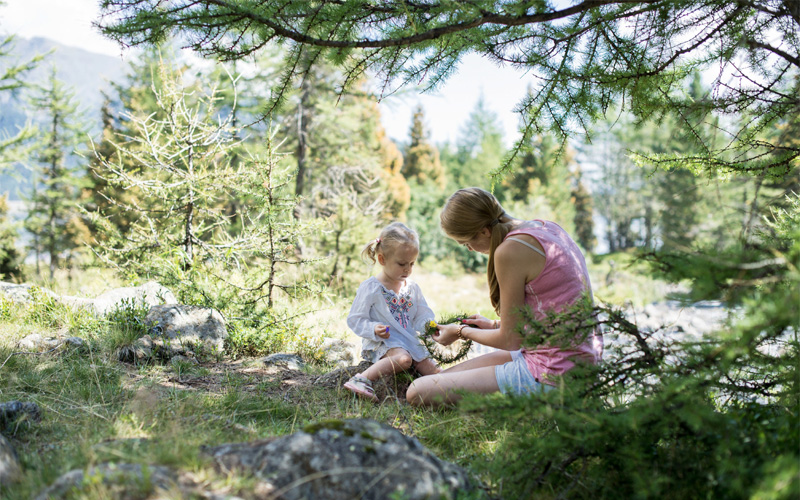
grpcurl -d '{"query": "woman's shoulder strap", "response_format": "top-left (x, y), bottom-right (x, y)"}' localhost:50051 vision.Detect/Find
top-left (505, 237), bottom-right (546, 257)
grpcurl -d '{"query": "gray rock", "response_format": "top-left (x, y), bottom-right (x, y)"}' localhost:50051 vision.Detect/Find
top-left (16, 334), bottom-right (86, 354)
top-left (0, 282), bottom-right (37, 304)
top-left (0, 434), bottom-right (21, 486)
top-left (90, 281), bottom-right (177, 316)
top-left (263, 353), bottom-right (305, 371)
top-left (33, 463), bottom-right (182, 500)
top-left (63, 337), bottom-right (86, 351)
top-left (16, 333), bottom-right (45, 351)
top-left (146, 304), bottom-right (228, 358)
top-left (203, 419), bottom-right (478, 500)
top-left (0, 401), bottom-right (41, 433)
top-left (319, 338), bottom-right (356, 368)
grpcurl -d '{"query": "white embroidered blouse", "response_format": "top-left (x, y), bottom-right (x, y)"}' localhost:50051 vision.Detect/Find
top-left (346, 276), bottom-right (434, 362)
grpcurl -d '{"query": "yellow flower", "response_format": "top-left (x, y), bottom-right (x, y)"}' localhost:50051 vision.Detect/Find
top-left (428, 320), bottom-right (437, 328)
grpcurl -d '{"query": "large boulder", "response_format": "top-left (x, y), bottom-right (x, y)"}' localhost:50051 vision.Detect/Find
top-left (0, 434), bottom-right (20, 486)
top-left (319, 338), bottom-right (357, 368)
top-left (145, 304), bottom-right (228, 358)
top-left (203, 418), bottom-right (478, 500)
top-left (0, 282), bottom-right (57, 305)
top-left (0, 401), bottom-right (41, 433)
top-left (61, 281), bottom-right (178, 316)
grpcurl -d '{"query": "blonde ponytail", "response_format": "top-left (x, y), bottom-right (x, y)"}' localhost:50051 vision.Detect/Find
top-left (441, 187), bottom-right (512, 314)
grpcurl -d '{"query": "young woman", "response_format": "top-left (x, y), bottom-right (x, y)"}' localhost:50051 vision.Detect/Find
top-left (406, 188), bottom-right (602, 407)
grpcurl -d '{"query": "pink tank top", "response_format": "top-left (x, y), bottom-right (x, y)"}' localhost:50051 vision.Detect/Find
top-left (505, 221), bottom-right (602, 385)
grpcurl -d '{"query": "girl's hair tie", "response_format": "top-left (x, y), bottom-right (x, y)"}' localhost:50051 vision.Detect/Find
top-left (375, 237), bottom-right (381, 244)
top-left (489, 218), bottom-right (501, 228)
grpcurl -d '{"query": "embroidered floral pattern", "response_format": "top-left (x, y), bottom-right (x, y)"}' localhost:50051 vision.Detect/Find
top-left (380, 286), bottom-right (413, 328)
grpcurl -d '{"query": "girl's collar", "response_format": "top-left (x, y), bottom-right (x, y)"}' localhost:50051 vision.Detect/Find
top-left (375, 276), bottom-right (409, 295)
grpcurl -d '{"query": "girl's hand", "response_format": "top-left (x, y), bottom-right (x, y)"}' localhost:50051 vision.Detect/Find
top-left (461, 314), bottom-right (497, 330)
top-left (375, 324), bottom-right (390, 339)
top-left (433, 323), bottom-right (460, 346)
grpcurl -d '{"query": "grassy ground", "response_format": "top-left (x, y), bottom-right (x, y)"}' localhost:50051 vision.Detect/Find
top-left (0, 256), bottom-right (674, 498)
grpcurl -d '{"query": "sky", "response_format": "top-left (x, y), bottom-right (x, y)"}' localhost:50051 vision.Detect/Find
top-left (0, 0), bottom-right (532, 146)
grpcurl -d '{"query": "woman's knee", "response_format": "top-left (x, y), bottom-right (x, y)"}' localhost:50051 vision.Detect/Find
top-left (406, 379), bottom-right (425, 406)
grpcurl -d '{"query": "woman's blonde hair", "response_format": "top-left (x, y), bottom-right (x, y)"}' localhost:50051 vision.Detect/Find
top-left (361, 222), bottom-right (420, 264)
top-left (440, 187), bottom-right (513, 313)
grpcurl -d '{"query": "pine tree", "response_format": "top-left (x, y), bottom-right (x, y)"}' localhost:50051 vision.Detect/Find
top-left (447, 95), bottom-right (505, 190)
top-left (501, 131), bottom-right (576, 230)
top-left (23, 67), bottom-right (90, 279)
top-left (571, 170), bottom-right (596, 253)
top-left (83, 47), bottom-right (173, 242)
top-left (89, 60), bottom-right (240, 273)
top-left (402, 105), bottom-right (445, 189)
top-left (0, 194), bottom-right (21, 280)
top-left (0, 27), bottom-right (41, 168)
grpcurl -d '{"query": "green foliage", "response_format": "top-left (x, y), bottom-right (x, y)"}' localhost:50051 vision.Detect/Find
top-left (0, 294), bottom-right (12, 321)
top-left (23, 67), bottom-right (92, 278)
top-left (226, 312), bottom-right (303, 358)
top-left (403, 105), bottom-right (446, 189)
top-left (460, 295), bottom-right (799, 499)
top-left (98, 1), bottom-right (800, 179)
top-left (23, 286), bottom-right (63, 329)
top-left (420, 313), bottom-right (473, 364)
top-left (409, 184), bottom-right (488, 272)
top-left (444, 95), bottom-right (505, 190)
top-left (103, 297), bottom-right (151, 351)
top-left (571, 171), bottom-right (596, 252)
top-left (0, 29), bottom-right (40, 168)
top-left (22, 286), bottom-right (100, 336)
top-left (0, 194), bottom-right (22, 280)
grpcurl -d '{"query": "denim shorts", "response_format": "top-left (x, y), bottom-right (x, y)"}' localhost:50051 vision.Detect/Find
top-left (495, 349), bottom-right (555, 396)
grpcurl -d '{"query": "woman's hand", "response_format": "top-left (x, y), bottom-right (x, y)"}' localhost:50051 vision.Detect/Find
top-left (374, 324), bottom-right (390, 339)
top-left (461, 314), bottom-right (497, 330)
top-left (433, 323), bottom-right (461, 346)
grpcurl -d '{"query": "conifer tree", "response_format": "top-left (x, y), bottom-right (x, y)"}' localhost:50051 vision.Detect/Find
top-left (446, 95), bottom-right (505, 190)
top-left (0, 194), bottom-right (21, 280)
top-left (84, 48), bottom-right (173, 241)
top-left (89, 60), bottom-right (240, 273)
top-left (502, 131), bottom-right (575, 228)
top-left (99, 0), bottom-right (799, 177)
top-left (0, 22), bottom-right (41, 168)
top-left (23, 68), bottom-right (90, 279)
top-left (571, 170), bottom-right (596, 253)
top-left (402, 105), bottom-right (445, 189)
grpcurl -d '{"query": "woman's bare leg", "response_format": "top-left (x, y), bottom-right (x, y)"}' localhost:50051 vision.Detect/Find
top-left (360, 347), bottom-right (413, 381)
top-left (406, 351), bottom-right (513, 407)
top-left (413, 358), bottom-right (441, 376)
top-left (406, 366), bottom-right (500, 407)
top-left (441, 350), bottom-right (513, 373)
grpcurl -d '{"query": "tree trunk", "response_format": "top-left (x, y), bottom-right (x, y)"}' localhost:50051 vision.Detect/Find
top-left (294, 78), bottom-right (312, 218)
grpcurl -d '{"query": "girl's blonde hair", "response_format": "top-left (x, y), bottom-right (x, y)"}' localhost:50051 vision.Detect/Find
top-left (361, 222), bottom-right (420, 264)
top-left (440, 187), bottom-right (513, 314)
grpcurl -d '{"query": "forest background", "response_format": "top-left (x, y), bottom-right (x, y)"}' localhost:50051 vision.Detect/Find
top-left (0, 1), bottom-right (797, 499)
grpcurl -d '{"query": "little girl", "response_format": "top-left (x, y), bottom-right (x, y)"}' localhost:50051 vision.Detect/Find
top-left (344, 222), bottom-right (440, 401)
